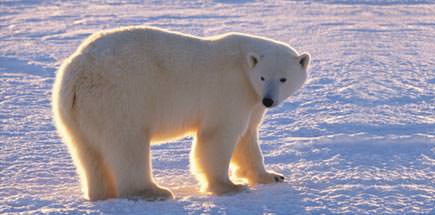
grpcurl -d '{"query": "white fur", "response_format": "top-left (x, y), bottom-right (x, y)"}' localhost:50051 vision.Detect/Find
top-left (52, 26), bottom-right (310, 201)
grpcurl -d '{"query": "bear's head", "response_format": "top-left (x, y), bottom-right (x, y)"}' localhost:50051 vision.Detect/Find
top-left (244, 44), bottom-right (310, 108)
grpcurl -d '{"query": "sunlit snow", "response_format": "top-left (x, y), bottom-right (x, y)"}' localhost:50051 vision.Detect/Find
top-left (1, 1), bottom-right (434, 214)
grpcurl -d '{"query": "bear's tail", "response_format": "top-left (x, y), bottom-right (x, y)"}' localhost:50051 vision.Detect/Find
top-left (52, 54), bottom-right (80, 131)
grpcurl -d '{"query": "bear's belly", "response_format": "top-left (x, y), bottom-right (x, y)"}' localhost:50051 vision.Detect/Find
top-left (149, 120), bottom-right (198, 144)
top-left (146, 100), bottom-right (201, 144)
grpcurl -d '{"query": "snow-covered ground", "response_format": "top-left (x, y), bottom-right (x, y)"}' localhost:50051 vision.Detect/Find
top-left (1, 0), bottom-right (434, 214)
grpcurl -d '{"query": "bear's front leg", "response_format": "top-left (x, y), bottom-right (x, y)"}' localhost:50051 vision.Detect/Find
top-left (192, 127), bottom-right (248, 195)
top-left (231, 107), bottom-right (285, 185)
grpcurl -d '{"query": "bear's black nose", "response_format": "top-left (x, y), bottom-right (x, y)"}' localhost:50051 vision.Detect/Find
top-left (262, 98), bottom-right (274, 108)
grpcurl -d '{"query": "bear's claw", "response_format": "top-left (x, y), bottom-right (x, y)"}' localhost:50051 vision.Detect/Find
top-left (274, 175), bottom-right (285, 182)
top-left (245, 171), bottom-right (285, 185)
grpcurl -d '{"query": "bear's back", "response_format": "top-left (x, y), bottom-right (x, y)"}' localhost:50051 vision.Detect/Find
top-left (79, 27), bottom-right (206, 59)
top-left (75, 27), bottom-right (223, 79)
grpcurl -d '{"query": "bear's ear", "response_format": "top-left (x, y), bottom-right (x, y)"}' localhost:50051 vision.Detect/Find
top-left (247, 52), bottom-right (260, 68)
top-left (298, 53), bottom-right (311, 69)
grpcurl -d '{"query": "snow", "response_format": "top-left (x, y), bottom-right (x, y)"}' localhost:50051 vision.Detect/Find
top-left (1, 0), bottom-right (434, 214)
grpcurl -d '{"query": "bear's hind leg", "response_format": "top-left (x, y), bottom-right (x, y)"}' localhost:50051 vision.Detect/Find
top-left (68, 135), bottom-right (116, 201)
top-left (101, 131), bottom-right (173, 200)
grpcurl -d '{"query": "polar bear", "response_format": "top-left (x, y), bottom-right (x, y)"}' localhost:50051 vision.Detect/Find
top-left (52, 26), bottom-right (310, 201)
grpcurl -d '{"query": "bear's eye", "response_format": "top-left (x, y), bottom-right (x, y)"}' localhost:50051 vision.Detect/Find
top-left (280, 78), bottom-right (287, 83)
top-left (260, 76), bottom-right (265, 81)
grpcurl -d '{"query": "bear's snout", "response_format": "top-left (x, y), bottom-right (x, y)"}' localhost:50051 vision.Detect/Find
top-left (262, 98), bottom-right (274, 108)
